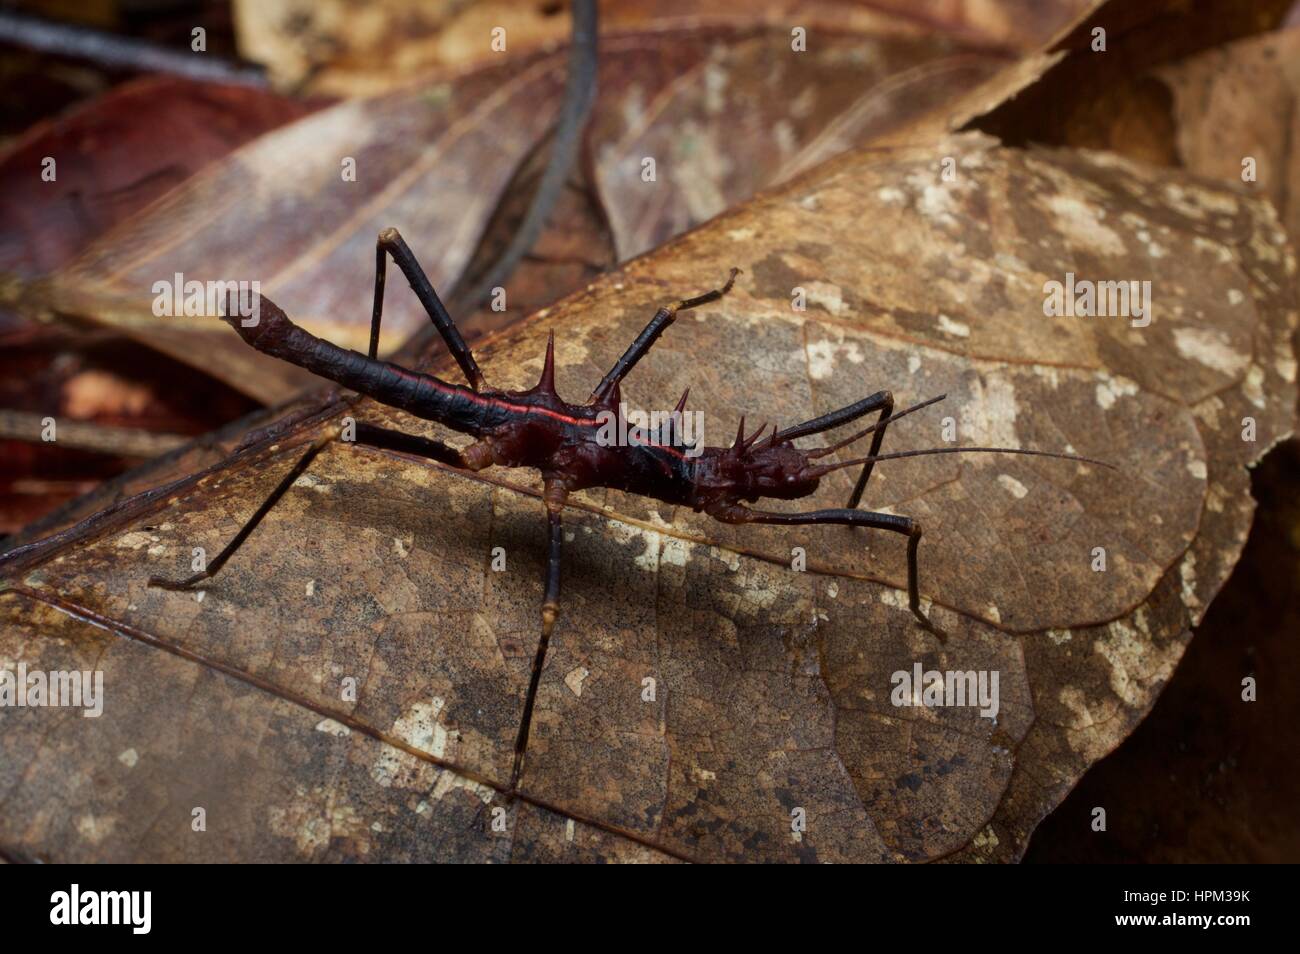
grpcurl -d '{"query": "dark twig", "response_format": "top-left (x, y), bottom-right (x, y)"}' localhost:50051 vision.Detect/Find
top-left (0, 409), bottom-right (188, 458)
top-left (0, 9), bottom-right (268, 87)
top-left (448, 0), bottom-right (599, 317)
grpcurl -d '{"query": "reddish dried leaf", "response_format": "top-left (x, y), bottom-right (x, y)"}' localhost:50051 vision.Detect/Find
top-left (0, 75), bottom-right (321, 281)
top-left (590, 28), bottom-right (1010, 261)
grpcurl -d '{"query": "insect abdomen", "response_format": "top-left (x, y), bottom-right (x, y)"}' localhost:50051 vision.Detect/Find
top-left (221, 296), bottom-right (488, 436)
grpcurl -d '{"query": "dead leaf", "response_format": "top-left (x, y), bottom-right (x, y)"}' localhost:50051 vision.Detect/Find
top-left (589, 28), bottom-right (1010, 261)
top-left (2, 128), bottom-right (1293, 862)
top-left (1156, 28), bottom-right (1300, 253)
top-left (11, 50), bottom-right (570, 404)
top-left (0, 75), bottom-right (322, 283)
top-left (236, 0), bottom-right (1090, 95)
top-left (970, 0), bottom-right (1296, 156)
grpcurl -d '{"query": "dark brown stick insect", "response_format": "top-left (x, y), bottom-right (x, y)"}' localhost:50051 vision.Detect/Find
top-left (149, 229), bottom-right (1106, 780)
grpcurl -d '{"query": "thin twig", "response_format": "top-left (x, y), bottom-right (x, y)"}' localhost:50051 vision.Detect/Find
top-left (0, 409), bottom-right (189, 458)
top-left (448, 0), bottom-right (599, 316)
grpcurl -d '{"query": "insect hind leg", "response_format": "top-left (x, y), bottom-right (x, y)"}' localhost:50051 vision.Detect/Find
top-left (149, 421), bottom-right (489, 592)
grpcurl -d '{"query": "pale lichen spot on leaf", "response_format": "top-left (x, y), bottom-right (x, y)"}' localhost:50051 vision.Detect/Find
top-left (76, 813), bottom-right (115, 845)
top-left (1094, 372), bottom-right (1138, 410)
top-left (660, 536), bottom-right (692, 567)
top-left (429, 770), bottom-right (494, 805)
top-left (394, 697), bottom-right (455, 758)
top-left (1242, 366), bottom-right (1267, 410)
top-left (1043, 193), bottom-right (1127, 256)
top-left (1179, 551), bottom-right (1200, 610)
top-left (315, 718), bottom-right (351, 738)
top-left (564, 667), bottom-right (590, 697)
top-left (803, 281), bottom-right (847, 316)
top-left (115, 531), bottom-right (154, 550)
top-left (962, 373), bottom-right (1021, 448)
top-left (936, 314), bottom-right (970, 338)
top-left (293, 472), bottom-right (330, 492)
top-left (604, 519), bottom-right (661, 573)
top-left (1095, 622), bottom-right (1155, 708)
top-left (806, 336), bottom-right (865, 381)
top-left (972, 825), bottom-right (999, 853)
top-left (996, 475), bottom-right (1028, 499)
top-left (1172, 327), bottom-right (1250, 377)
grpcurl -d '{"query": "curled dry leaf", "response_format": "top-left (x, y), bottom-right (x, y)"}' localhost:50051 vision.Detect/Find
top-left (0, 76), bottom-right (321, 284)
top-left (0, 77), bottom-right (318, 530)
top-left (1155, 27), bottom-right (1300, 253)
top-left (234, 0), bottom-right (1090, 95)
top-left (589, 27), bottom-right (1010, 261)
top-left (17, 51), bottom-right (571, 404)
top-left (13, 21), bottom-right (1014, 405)
top-left (2, 129), bottom-right (1294, 862)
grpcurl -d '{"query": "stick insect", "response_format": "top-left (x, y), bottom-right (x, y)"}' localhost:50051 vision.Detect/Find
top-left (149, 230), bottom-right (1104, 779)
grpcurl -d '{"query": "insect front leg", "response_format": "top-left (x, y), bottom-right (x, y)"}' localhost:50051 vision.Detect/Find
top-left (772, 390), bottom-right (894, 508)
top-left (371, 227), bottom-right (485, 390)
top-left (846, 391), bottom-right (893, 509)
top-left (712, 503), bottom-right (944, 639)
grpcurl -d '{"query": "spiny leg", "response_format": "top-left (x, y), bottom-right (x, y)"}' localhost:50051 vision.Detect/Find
top-left (714, 503), bottom-right (944, 639)
top-left (371, 227), bottom-right (485, 390)
top-left (589, 268), bottom-right (739, 404)
top-left (149, 423), bottom-right (487, 591)
top-left (511, 480), bottom-right (569, 791)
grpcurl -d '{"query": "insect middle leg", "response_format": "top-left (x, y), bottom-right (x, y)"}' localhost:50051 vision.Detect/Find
top-left (510, 480), bottom-right (569, 790)
top-left (713, 503), bottom-right (944, 638)
top-left (148, 422), bottom-right (489, 591)
top-left (371, 227), bottom-right (485, 390)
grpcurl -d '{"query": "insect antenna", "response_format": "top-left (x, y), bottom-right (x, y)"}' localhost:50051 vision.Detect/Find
top-left (805, 393), bottom-right (948, 459)
top-left (804, 445), bottom-right (1115, 478)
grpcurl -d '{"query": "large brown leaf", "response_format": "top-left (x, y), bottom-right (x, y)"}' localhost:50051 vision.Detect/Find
top-left (2, 128), bottom-right (1293, 862)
